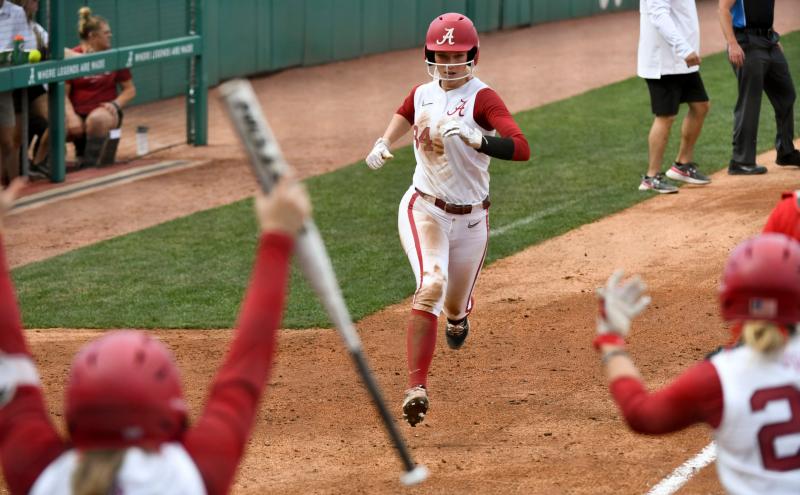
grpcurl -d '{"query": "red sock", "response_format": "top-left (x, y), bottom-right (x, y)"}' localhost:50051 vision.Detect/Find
top-left (406, 309), bottom-right (438, 388)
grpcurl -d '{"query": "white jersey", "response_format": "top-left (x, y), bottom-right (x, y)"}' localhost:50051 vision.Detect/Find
top-left (637, 0), bottom-right (700, 78)
top-left (30, 443), bottom-right (207, 495)
top-left (711, 336), bottom-right (800, 495)
top-left (411, 77), bottom-right (496, 205)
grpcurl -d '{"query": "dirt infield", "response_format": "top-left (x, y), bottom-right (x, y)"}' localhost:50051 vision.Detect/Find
top-left (5, 1), bottom-right (800, 494)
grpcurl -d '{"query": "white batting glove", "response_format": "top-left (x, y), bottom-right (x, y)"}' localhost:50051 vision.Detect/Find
top-left (365, 138), bottom-right (394, 170)
top-left (595, 269), bottom-right (651, 337)
top-left (440, 120), bottom-right (484, 149)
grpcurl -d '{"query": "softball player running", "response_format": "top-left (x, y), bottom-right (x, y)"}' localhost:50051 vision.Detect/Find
top-left (0, 177), bottom-right (310, 494)
top-left (365, 13), bottom-right (530, 427)
top-left (595, 233), bottom-right (800, 494)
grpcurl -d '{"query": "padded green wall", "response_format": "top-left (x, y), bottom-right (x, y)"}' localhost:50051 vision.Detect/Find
top-left (58, 0), bottom-right (637, 106)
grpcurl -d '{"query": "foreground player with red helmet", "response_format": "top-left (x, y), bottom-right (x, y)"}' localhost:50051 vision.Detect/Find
top-left (365, 13), bottom-right (529, 427)
top-left (0, 176), bottom-right (310, 494)
top-left (594, 233), bottom-right (800, 494)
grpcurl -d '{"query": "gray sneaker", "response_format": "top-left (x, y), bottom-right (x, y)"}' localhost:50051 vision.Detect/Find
top-left (666, 162), bottom-right (711, 185)
top-left (639, 173), bottom-right (678, 194)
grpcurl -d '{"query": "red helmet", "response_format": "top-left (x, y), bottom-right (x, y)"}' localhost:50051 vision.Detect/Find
top-left (66, 331), bottom-right (187, 449)
top-left (719, 233), bottom-right (800, 324)
top-left (424, 13), bottom-right (480, 65)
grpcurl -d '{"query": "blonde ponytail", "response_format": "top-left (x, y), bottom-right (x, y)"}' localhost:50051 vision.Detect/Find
top-left (71, 449), bottom-right (126, 495)
top-left (742, 321), bottom-right (787, 354)
top-left (77, 7), bottom-right (106, 41)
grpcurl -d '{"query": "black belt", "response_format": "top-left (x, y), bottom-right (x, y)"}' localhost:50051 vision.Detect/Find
top-left (734, 27), bottom-right (774, 37)
top-left (414, 188), bottom-right (490, 215)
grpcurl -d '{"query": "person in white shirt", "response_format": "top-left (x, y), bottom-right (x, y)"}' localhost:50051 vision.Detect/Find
top-left (0, 0), bottom-right (32, 185)
top-left (637, 0), bottom-right (712, 194)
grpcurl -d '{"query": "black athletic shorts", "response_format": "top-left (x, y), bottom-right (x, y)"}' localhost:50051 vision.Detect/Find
top-left (645, 72), bottom-right (709, 116)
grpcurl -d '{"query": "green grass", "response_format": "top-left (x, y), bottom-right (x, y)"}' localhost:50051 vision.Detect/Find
top-left (14, 33), bottom-right (800, 329)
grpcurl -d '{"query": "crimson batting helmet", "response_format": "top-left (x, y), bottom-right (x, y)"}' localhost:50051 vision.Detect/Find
top-left (719, 233), bottom-right (800, 324)
top-left (424, 13), bottom-right (480, 80)
top-left (66, 330), bottom-right (187, 449)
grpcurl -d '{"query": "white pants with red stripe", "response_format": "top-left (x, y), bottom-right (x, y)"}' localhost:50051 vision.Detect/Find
top-left (398, 186), bottom-right (489, 319)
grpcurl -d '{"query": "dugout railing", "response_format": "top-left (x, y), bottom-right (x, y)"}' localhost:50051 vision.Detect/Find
top-left (0, 0), bottom-right (207, 183)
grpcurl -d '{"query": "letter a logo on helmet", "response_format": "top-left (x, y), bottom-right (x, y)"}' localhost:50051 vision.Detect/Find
top-left (436, 27), bottom-right (456, 46)
top-left (424, 13), bottom-right (480, 81)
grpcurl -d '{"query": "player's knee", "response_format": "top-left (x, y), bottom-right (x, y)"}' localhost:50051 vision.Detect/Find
top-left (656, 114), bottom-right (677, 124)
top-left (693, 100), bottom-right (710, 115)
top-left (85, 111), bottom-right (112, 135)
top-left (443, 303), bottom-right (465, 321)
top-left (416, 267), bottom-right (447, 309)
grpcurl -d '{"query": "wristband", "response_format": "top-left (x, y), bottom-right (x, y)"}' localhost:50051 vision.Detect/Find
top-left (109, 101), bottom-right (121, 113)
top-left (601, 349), bottom-right (629, 365)
top-left (592, 333), bottom-right (626, 351)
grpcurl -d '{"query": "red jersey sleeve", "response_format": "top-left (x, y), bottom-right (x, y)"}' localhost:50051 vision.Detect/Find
top-left (0, 237), bottom-right (28, 356)
top-left (115, 68), bottom-right (133, 83)
top-left (0, 388), bottom-right (67, 495)
top-left (763, 193), bottom-right (800, 241)
top-left (396, 85), bottom-right (419, 125)
top-left (474, 88), bottom-right (530, 161)
top-left (610, 360), bottom-right (723, 434)
top-left (0, 239), bottom-right (66, 495)
top-left (183, 232), bottom-right (293, 495)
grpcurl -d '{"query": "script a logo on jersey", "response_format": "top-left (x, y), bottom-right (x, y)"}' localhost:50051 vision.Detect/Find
top-left (447, 99), bottom-right (468, 117)
top-left (436, 28), bottom-right (456, 46)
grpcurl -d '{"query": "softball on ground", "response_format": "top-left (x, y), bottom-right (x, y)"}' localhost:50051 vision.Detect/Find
top-left (28, 49), bottom-right (41, 63)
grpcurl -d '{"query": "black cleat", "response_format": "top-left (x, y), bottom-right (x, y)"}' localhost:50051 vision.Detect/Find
top-left (445, 317), bottom-right (470, 350)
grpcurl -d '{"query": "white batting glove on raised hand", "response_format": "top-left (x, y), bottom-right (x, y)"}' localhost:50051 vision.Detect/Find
top-left (595, 269), bottom-right (651, 338)
top-left (366, 138), bottom-right (394, 170)
top-left (440, 120), bottom-right (484, 149)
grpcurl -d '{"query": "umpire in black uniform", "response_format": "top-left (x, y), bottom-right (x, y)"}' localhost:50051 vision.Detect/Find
top-left (719, 0), bottom-right (800, 175)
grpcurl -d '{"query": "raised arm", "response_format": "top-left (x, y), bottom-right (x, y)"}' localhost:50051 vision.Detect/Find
top-left (0, 180), bottom-right (66, 495)
top-left (184, 176), bottom-right (311, 495)
top-left (593, 270), bottom-right (722, 434)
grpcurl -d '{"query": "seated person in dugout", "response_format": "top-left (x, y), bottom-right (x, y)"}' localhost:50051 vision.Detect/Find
top-left (66, 7), bottom-right (135, 168)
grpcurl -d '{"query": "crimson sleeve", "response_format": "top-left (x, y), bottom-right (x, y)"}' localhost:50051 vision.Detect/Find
top-left (115, 68), bottom-right (133, 83)
top-left (0, 389), bottom-right (67, 495)
top-left (396, 85), bottom-right (419, 125)
top-left (0, 239), bottom-right (66, 494)
top-left (0, 237), bottom-right (29, 355)
top-left (610, 360), bottom-right (723, 434)
top-left (474, 88), bottom-right (530, 161)
top-left (184, 232), bottom-right (293, 495)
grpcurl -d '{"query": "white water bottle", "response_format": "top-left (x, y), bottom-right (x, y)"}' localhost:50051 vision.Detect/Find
top-left (136, 126), bottom-right (149, 156)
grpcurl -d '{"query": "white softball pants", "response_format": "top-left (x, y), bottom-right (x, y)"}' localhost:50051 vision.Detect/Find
top-left (397, 186), bottom-right (489, 319)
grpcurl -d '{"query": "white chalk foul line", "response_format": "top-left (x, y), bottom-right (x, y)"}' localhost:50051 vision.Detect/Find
top-left (645, 442), bottom-right (717, 495)
top-left (490, 186), bottom-right (617, 238)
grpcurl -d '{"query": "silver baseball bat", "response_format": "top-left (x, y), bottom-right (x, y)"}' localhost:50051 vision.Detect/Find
top-left (219, 79), bottom-right (427, 486)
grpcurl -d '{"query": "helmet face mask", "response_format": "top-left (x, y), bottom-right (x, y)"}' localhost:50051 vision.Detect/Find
top-left (424, 13), bottom-right (479, 82)
top-left (719, 233), bottom-right (800, 326)
top-left (425, 56), bottom-right (475, 82)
